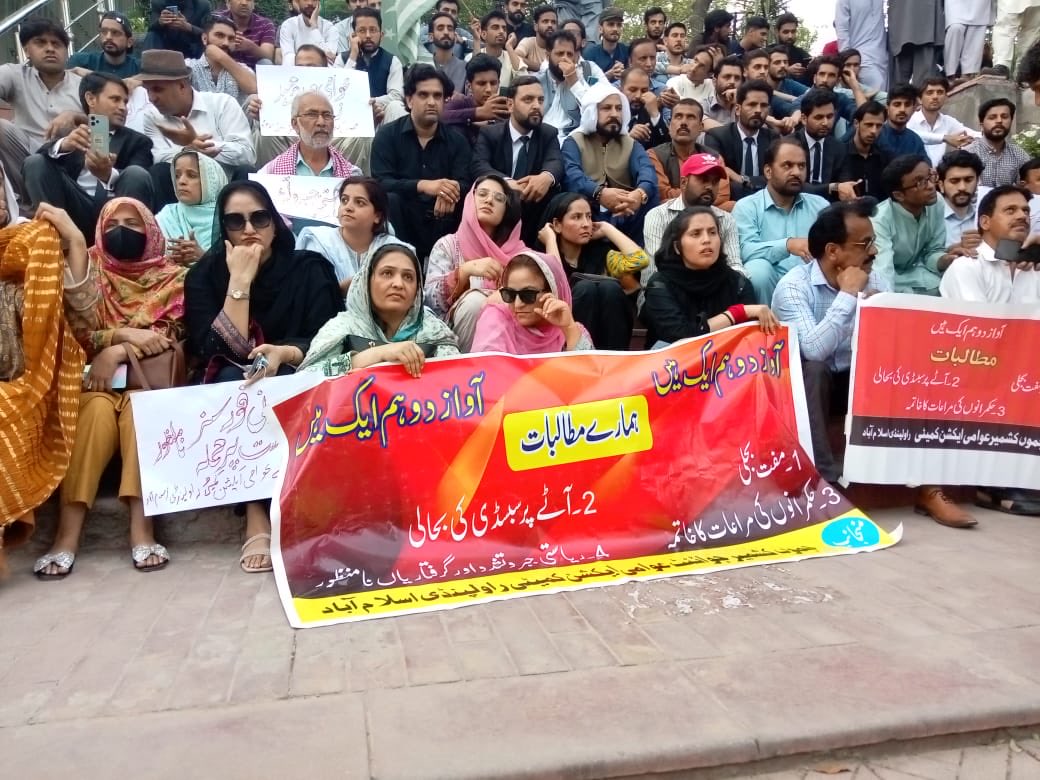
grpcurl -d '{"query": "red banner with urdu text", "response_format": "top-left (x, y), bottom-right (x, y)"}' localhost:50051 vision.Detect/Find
top-left (845, 292), bottom-right (1040, 486)
top-left (271, 325), bottom-right (900, 628)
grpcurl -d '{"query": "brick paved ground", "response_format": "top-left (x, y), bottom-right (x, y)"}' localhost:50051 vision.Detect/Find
top-left (2, 505), bottom-right (1040, 778)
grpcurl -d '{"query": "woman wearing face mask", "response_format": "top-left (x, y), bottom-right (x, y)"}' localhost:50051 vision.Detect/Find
top-left (297, 177), bottom-right (411, 298)
top-left (540, 192), bottom-right (648, 350)
top-left (1, 197), bottom-right (98, 577)
top-left (184, 181), bottom-right (343, 573)
top-left (471, 251), bottom-right (593, 354)
top-left (424, 175), bottom-right (526, 351)
top-left (156, 150), bottom-right (228, 266)
top-left (301, 245), bottom-right (459, 377)
top-left (34, 198), bottom-right (187, 579)
top-left (640, 206), bottom-right (778, 347)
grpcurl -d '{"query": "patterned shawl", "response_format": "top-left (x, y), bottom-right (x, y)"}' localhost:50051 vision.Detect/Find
top-left (0, 221), bottom-right (85, 543)
top-left (88, 197), bottom-right (188, 356)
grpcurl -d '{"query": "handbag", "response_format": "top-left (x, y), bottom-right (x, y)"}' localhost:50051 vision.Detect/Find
top-left (123, 341), bottom-right (187, 391)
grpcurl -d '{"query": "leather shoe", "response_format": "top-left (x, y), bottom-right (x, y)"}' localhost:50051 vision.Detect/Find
top-left (914, 486), bottom-right (978, 528)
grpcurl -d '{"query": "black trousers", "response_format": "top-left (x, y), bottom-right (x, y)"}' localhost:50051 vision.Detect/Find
top-left (23, 155), bottom-right (155, 245)
top-left (570, 276), bottom-right (634, 351)
top-left (801, 360), bottom-right (850, 483)
top-left (386, 192), bottom-right (461, 267)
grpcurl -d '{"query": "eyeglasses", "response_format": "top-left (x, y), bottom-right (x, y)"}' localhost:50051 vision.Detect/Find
top-left (294, 111), bottom-right (335, 122)
top-left (222, 209), bottom-right (273, 231)
top-left (849, 235), bottom-right (876, 251)
top-left (903, 171), bottom-right (938, 191)
top-left (499, 286), bottom-right (545, 304)
top-left (474, 188), bottom-right (507, 205)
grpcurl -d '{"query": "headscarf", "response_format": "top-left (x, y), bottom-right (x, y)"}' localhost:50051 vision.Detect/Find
top-left (573, 81), bottom-right (631, 137)
top-left (89, 197), bottom-right (187, 354)
top-left (300, 245), bottom-right (458, 371)
top-left (155, 149), bottom-right (227, 253)
top-left (455, 178), bottom-right (527, 287)
top-left (0, 221), bottom-right (85, 544)
top-left (471, 250), bottom-right (583, 355)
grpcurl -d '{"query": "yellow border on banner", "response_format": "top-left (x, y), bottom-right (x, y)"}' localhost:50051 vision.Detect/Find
top-left (291, 510), bottom-right (899, 624)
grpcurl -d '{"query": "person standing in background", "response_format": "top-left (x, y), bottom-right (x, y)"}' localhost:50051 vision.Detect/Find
top-left (990, 0), bottom-right (1040, 77)
top-left (944, 0), bottom-right (993, 79)
top-left (834, 0), bottom-right (888, 91)
top-left (887, 0), bottom-right (943, 85)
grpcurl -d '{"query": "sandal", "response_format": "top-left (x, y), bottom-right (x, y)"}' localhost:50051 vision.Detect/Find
top-left (975, 488), bottom-right (1040, 516)
top-left (34, 551), bottom-right (76, 580)
top-left (132, 543), bottom-right (170, 572)
top-left (240, 533), bottom-right (273, 573)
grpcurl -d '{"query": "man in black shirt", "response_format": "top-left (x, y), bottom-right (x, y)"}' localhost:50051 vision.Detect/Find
top-left (371, 65), bottom-right (472, 264)
top-left (775, 13), bottom-right (811, 83)
top-left (838, 100), bottom-right (889, 199)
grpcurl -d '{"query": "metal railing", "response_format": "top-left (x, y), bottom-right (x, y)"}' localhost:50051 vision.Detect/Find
top-left (0, 0), bottom-right (116, 62)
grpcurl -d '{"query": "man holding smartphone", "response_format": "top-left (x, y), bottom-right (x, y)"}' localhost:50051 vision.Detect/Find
top-left (23, 72), bottom-right (154, 244)
top-left (940, 185), bottom-right (1040, 518)
top-left (141, 0), bottom-right (210, 59)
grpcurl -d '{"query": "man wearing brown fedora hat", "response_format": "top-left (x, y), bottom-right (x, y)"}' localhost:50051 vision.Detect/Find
top-left (132, 50), bottom-right (255, 207)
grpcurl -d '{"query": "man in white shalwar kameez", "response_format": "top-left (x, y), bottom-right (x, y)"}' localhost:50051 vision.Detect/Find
top-left (945, 0), bottom-right (994, 77)
top-left (992, 0), bottom-right (1040, 74)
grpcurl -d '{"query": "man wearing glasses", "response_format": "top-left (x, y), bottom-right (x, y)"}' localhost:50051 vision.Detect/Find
top-left (870, 155), bottom-right (951, 295)
top-left (772, 199), bottom-right (888, 486)
top-left (259, 91), bottom-right (361, 176)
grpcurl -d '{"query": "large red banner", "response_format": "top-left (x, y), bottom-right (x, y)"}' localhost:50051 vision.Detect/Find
top-left (271, 325), bottom-right (899, 627)
top-left (845, 292), bottom-right (1040, 485)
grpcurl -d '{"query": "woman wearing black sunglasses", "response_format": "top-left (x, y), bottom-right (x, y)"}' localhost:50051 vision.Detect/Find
top-left (183, 180), bottom-right (344, 573)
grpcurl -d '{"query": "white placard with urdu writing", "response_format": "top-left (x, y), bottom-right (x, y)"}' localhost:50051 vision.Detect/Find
top-left (256, 64), bottom-right (374, 138)
top-left (248, 173), bottom-right (340, 224)
top-left (133, 372), bottom-right (322, 515)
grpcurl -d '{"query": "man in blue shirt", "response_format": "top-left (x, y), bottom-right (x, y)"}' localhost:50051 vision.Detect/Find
top-left (67, 12), bottom-right (141, 78)
top-left (764, 45), bottom-right (807, 118)
top-left (772, 199), bottom-right (886, 484)
top-left (733, 137), bottom-right (829, 303)
top-left (875, 83), bottom-right (927, 159)
top-left (583, 7), bottom-right (628, 82)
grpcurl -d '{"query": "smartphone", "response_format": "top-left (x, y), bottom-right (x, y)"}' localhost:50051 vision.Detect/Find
top-left (164, 4), bottom-right (179, 12)
top-left (853, 180), bottom-right (865, 197)
top-left (995, 238), bottom-right (1024, 261)
top-left (83, 364), bottom-right (127, 390)
top-left (498, 86), bottom-right (510, 97)
top-left (246, 353), bottom-right (269, 379)
top-left (88, 113), bottom-right (110, 156)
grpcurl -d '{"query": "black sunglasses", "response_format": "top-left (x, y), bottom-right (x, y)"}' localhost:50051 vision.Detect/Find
top-left (222, 209), bottom-right (273, 232)
top-left (499, 286), bottom-right (546, 304)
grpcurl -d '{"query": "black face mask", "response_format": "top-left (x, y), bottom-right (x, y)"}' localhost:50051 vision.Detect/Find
top-left (104, 226), bottom-right (148, 261)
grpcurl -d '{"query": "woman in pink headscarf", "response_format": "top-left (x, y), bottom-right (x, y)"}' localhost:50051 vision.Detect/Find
top-left (423, 174), bottom-right (527, 351)
top-left (471, 251), bottom-right (593, 354)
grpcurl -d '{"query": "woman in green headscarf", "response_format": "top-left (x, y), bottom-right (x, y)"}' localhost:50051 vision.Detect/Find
top-left (300, 244), bottom-right (459, 378)
top-left (155, 150), bottom-right (228, 265)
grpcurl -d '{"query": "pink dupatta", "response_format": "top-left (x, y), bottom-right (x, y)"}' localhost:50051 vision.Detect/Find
top-left (472, 251), bottom-right (580, 355)
top-left (455, 183), bottom-right (527, 290)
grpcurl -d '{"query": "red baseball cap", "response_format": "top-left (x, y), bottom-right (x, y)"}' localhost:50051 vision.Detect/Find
top-left (680, 153), bottom-right (725, 178)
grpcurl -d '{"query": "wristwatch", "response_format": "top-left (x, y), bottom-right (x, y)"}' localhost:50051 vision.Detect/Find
top-left (227, 289), bottom-right (250, 301)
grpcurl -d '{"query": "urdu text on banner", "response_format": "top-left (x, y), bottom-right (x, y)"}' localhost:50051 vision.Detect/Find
top-left (844, 292), bottom-right (1040, 486)
top-left (268, 325), bottom-right (901, 628)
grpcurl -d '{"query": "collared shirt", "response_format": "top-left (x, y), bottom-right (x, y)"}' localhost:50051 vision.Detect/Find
top-left (295, 150), bottom-right (335, 176)
top-left (214, 11), bottom-right (277, 68)
top-left (943, 198), bottom-right (978, 246)
top-left (643, 198), bottom-right (744, 276)
top-left (370, 115), bottom-right (472, 200)
top-left (804, 130), bottom-right (826, 184)
top-left (908, 109), bottom-right (978, 166)
top-left (664, 75), bottom-right (715, 115)
top-left (733, 187), bottom-right (829, 269)
top-left (508, 122), bottom-right (530, 175)
top-left (655, 51), bottom-right (690, 76)
top-left (186, 56), bottom-right (241, 101)
top-left (0, 64), bottom-right (82, 151)
top-left (583, 41), bottom-right (629, 73)
top-left (940, 239), bottom-right (1040, 303)
top-left (279, 14), bottom-right (338, 60)
top-left (736, 124), bottom-right (762, 177)
top-left (870, 197), bottom-right (947, 294)
top-left (706, 99), bottom-right (734, 125)
top-left (773, 260), bottom-right (890, 371)
top-left (67, 51), bottom-right (141, 78)
top-left (965, 137), bottom-right (1031, 187)
top-left (135, 88), bottom-right (255, 168)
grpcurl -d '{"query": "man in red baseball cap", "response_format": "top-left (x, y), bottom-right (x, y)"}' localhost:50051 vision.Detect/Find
top-left (641, 151), bottom-right (747, 300)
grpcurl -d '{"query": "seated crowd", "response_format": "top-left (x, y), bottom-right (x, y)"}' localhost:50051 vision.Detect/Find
top-left (4, 4), bottom-right (1040, 579)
